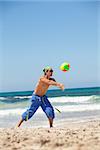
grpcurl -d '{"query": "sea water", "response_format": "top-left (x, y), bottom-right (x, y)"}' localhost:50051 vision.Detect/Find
top-left (0, 87), bottom-right (100, 128)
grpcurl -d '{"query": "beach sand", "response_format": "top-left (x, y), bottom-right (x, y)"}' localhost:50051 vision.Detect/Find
top-left (0, 120), bottom-right (100, 150)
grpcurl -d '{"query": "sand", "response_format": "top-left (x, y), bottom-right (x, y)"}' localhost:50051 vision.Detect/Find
top-left (0, 120), bottom-right (100, 150)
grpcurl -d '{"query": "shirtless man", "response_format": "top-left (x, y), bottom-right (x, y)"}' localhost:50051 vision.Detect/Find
top-left (17, 66), bottom-right (64, 128)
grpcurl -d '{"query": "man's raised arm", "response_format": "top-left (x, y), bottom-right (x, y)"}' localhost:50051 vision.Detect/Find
top-left (40, 77), bottom-right (64, 90)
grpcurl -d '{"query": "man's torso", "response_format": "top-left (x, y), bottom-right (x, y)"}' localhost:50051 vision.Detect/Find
top-left (34, 77), bottom-right (49, 96)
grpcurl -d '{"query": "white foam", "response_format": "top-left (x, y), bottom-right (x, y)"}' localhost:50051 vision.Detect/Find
top-left (56, 104), bottom-right (100, 112)
top-left (0, 103), bottom-right (100, 117)
top-left (0, 97), bottom-right (7, 100)
top-left (0, 107), bottom-right (43, 117)
top-left (49, 96), bottom-right (93, 103)
top-left (14, 96), bottom-right (32, 99)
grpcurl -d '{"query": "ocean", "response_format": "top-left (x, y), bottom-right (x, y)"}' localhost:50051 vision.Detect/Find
top-left (0, 87), bottom-right (100, 128)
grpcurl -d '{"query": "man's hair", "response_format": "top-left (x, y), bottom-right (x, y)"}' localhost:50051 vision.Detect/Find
top-left (43, 66), bottom-right (53, 75)
top-left (43, 69), bottom-right (47, 75)
top-left (49, 78), bottom-right (56, 82)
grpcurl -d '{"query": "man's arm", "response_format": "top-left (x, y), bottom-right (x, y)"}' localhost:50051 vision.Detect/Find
top-left (40, 77), bottom-right (64, 90)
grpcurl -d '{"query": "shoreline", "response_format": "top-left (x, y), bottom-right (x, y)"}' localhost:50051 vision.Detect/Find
top-left (0, 119), bottom-right (100, 150)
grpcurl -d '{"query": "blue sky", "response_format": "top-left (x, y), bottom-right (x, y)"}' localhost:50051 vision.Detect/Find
top-left (0, 0), bottom-right (99, 92)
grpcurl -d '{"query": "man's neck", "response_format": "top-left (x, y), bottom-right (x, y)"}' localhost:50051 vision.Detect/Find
top-left (44, 75), bottom-right (50, 79)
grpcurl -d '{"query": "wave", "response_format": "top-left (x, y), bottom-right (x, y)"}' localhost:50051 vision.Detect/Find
top-left (0, 96), bottom-right (31, 100)
top-left (0, 95), bottom-right (100, 103)
top-left (0, 95), bottom-right (100, 110)
top-left (49, 95), bottom-right (100, 106)
top-left (0, 107), bottom-right (45, 117)
top-left (89, 95), bottom-right (100, 103)
top-left (58, 104), bottom-right (100, 112)
top-left (0, 103), bottom-right (100, 117)
top-left (0, 96), bottom-right (31, 103)
top-left (14, 96), bottom-right (32, 99)
top-left (0, 97), bottom-right (7, 100)
top-left (0, 95), bottom-right (100, 113)
top-left (50, 96), bottom-right (93, 103)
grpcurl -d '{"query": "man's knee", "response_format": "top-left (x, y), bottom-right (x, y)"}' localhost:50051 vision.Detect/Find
top-left (22, 110), bottom-right (35, 121)
top-left (45, 107), bottom-right (55, 119)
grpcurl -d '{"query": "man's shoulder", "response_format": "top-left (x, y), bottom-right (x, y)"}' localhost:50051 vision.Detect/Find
top-left (40, 76), bottom-right (44, 80)
top-left (39, 76), bottom-right (46, 81)
top-left (39, 76), bottom-right (50, 82)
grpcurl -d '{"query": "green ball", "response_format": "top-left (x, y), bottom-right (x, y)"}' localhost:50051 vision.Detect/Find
top-left (60, 62), bottom-right (70, 72)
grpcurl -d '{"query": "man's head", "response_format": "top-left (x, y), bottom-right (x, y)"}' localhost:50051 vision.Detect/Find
top-left (43, 66), bottom-right (53, 77)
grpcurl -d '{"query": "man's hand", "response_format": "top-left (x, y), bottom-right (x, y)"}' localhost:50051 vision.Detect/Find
top-left (59, 83), bottom-right (64, 91)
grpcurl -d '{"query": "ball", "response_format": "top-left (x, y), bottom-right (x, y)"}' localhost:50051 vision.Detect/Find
top-left (60, 62), bottom-right (70, 72)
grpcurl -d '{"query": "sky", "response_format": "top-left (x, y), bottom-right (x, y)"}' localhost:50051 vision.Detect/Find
top-left (0, 0), bottom-right (99, 92)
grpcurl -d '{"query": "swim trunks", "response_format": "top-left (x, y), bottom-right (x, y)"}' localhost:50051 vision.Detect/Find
top-left (22, 94), bottom-right (55, 121)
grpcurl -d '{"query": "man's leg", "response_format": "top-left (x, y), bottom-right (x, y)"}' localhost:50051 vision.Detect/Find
top-left (41, 96), bottom-right (55, 128)
top-left (17, 97), bottom-right (40, 127)
top-left (48, 117), bottom-right (53, 128)
top-left (17, 118), bottom-right (24, 127)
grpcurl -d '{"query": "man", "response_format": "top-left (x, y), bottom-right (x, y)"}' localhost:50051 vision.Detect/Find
top-left (17, 66), bottom-right (64, 128)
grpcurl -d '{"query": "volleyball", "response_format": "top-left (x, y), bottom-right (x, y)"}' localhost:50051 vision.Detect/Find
top-left (60, 62), bottom-right (70, 72)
